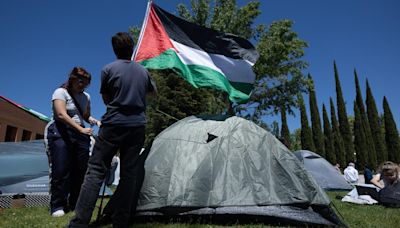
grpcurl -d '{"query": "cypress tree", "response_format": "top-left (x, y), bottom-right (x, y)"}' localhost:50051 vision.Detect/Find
top-left (322, 104), bottom-right (336, 164)
top-left (354, 101), bottom-right (368, 169)
top-left (383, 96), bottom-right (400, 163)
top-left (366, 79), bottom-right (387, 164)
top-left (354, 71), bottom-right (377, 168)
top-left (299, 94), bottom-right (315, 151)
top-left (280, 105), bottom-right (292, 149)
top-left (271, 121), bottom-right (280, 139)
top-left (334, 61), bottom-right (354, 162)
top-left (330, 98), bottom-right (346, 168)
top-left (308, 75), bottom-right (325, 157)
top-left (291, 129), bottom-right (302, 151)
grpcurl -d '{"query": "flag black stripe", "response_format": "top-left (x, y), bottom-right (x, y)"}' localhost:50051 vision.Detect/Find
top-left (153, 4), bottom-right (259, 64)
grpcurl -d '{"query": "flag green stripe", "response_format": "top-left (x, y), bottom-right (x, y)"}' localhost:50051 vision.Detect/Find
top-left (229, 81), bottom-right (254, 95)
top-left (139, 49), bottom-right (252, 103)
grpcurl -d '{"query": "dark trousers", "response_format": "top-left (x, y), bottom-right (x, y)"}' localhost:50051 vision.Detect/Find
top-left (45, 121), bottom-right (90, 213)
top-left (69, 125), bottom-right (145, 228)
top-left (102, 144), bottom-right (150, 221)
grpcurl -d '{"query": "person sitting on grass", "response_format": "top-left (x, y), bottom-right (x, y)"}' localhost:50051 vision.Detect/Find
top-left (344, 162), bottom-right (359, 184)
top-left (364, 165), bottom-right (374, 184)
top-left (370, 161), bottom-right (400, 189)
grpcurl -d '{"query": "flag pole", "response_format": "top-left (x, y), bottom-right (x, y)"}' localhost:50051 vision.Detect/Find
top-left (132, 0), bottom-right (152, 60)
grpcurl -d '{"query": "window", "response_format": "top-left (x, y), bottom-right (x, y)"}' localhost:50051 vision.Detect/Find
top-left (22, 130), bottom-right (32, 141)
top-left (35, 134), bottom-right (44, 140)
top-left (5, 125), bottom-right (18, 142)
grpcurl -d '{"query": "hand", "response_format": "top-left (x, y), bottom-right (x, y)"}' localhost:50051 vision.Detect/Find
top-left (88, 117), bottom-right (101, 127)
top-left (95, 120), bottom-right (102, 127)
top-left (80, 127), bottom-right (93, 136)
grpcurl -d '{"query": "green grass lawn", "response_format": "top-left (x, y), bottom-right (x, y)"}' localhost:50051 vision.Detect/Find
top-left (0, 191), bottom-right (399, 228)
top-left (326, 191), bottom-right (400, 228)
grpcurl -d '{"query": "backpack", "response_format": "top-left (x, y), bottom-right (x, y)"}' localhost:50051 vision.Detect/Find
top-left (379, 181), bottom-right (400, 207)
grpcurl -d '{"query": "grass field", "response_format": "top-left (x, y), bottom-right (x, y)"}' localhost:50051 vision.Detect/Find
top-left (327, 191), bottom-right (400, 228)
top-left (0, 191), bottom-right (399, 228)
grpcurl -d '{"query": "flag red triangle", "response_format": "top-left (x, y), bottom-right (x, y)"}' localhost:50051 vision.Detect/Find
top-left (134, 4), bottom-right (176, 62)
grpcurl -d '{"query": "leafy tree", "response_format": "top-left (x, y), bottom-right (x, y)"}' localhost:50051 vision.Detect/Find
top-left (330, 98), bottom-right (346, 168)
top-left (280, 105), bottom-right (291, 149)
top-left (308, 75), bottom-right (325, 157)
top-left (334, 61), bottom-right (354, 163)
top-left (298, 94), bottom-right (315, 151)
top-left (144, 70), bottom-right (226, 145)
top-left (238, 19), bottom-right (310, 126)
top-left (354, 71), bottom-right (377, 168)
top-left (383, 96), bottom-right (400, 163)
top-left (354, 101), bottom-right (368, 169)
top-left (366, 79), bottom-right (387, 164)
top-left (178, 0), bottom-right (260, 39)
top-left (322, 104), bottom-right (336, 164)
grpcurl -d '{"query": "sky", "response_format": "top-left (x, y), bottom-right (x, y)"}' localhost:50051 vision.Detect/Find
top-left (1, 0), bottom-right (399, 132)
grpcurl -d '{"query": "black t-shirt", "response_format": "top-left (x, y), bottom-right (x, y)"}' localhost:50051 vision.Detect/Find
top-left (100, 59), bottom-right (155, 126)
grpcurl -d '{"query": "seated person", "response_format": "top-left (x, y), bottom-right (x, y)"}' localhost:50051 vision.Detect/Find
top-left (370, 161), bottom-right (400, 189)
top-left (344, 162), bottom-right (359, 184)
top-left (364, 166), bottom-right (373, 184)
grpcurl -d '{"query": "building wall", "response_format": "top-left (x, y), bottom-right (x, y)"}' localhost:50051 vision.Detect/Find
top-left (0, 99), bottom-right (48, 142)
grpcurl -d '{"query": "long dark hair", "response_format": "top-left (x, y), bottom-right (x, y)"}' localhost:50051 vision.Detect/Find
top-left (60, 67), bottom-right (91, 89)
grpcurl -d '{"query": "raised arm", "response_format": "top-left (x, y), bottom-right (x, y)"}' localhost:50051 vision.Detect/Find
top-left (370, 173), bottom-right (384, 189)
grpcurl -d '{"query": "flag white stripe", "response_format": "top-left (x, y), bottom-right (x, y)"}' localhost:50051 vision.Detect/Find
top-left (171, 40), bottom-right (256, 84)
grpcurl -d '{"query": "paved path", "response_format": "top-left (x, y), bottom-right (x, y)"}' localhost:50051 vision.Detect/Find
top-left (358, 174), bottom-right (365, 184)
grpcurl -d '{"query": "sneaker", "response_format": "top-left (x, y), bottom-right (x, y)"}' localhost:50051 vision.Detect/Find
top-left (51, 209), bottom-right (65, 217)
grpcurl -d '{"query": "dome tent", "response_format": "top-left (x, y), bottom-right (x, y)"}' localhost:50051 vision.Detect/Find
top-left (0, 140), bottom-right (48, 191)
top-left (0, 140), bottom-right (113, 208)
top-left (0, 140), bottom-right (50, 208)
top-left (294, 150), bottom-right (352, 191)
top-left (136, 116), bottom-right (344, 226)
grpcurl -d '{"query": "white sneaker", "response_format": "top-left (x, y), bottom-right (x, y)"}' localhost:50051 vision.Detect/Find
top-left (51, 209), bottom-right (65, 217)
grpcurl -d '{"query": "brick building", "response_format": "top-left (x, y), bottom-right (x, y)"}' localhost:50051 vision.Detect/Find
top-left (0, 96), bottom-right (50, 142)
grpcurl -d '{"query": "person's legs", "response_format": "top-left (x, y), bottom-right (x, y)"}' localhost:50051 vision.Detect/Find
top-left (110, 126), bottom-right (145, 227)
top-left (46, 123), bottom-right (71, 214)
top-left (68, 133), bottom-right (90, 211)
top-left (129, 147), bottom-right (149, 219)
top-left (102, 141), bottom-right (151, 224)
top-left (68, 126), bottom-right (118, 227)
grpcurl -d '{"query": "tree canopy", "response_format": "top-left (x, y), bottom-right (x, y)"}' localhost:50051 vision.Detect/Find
top-left (241, 19), bottom-right (310, 126)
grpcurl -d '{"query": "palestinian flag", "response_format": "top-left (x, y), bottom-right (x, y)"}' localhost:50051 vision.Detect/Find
top-left (133, 2), bottom-right (259, 103)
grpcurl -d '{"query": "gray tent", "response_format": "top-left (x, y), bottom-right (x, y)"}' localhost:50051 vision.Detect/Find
top-left (0, 140), bottom-right (112, 208)
top-left (0, 140), bottom-right (49, 208)
top-left (294, 150), bottom-right (352, 191)
top-left (136, 116), bottom-right (344, 226)
top-left (0, 140), bottom-right (48, 190)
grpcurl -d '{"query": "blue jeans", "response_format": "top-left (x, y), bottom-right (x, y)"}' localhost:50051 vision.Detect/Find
top-left (68, 125), bottom-right (145, 228)
top-left (45, 120), bottom-right (90, 213)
